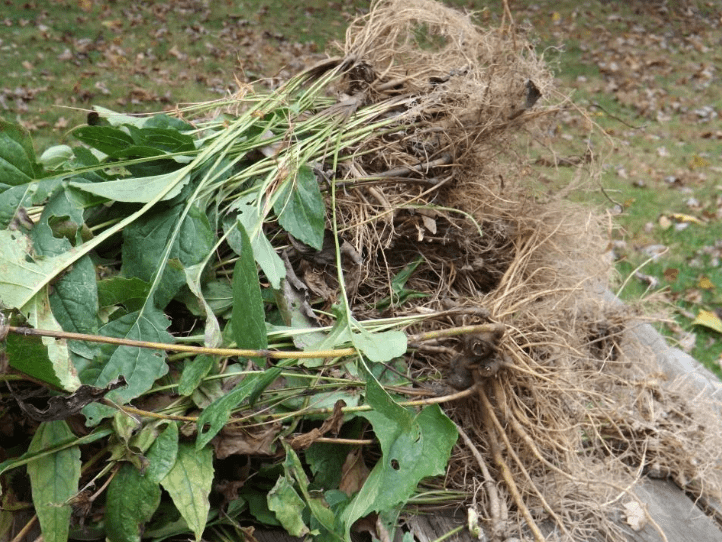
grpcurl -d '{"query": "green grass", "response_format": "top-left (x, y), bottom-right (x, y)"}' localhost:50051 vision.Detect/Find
top-left (3, 0), bottom-right (721, 374)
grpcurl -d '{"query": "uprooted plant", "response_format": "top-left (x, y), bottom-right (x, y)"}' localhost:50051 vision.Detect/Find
top-left (1, 1), bottom-right (721, 541)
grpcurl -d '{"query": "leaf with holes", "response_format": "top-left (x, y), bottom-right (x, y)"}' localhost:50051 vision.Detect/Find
top-left (340, 376), bottom-right (457, 535)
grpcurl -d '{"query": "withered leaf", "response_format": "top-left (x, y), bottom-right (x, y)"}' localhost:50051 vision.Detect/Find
top-left (339, 447), bottom-right (370, 497)
top-left (11, 377), bottom-right (126, 422)
top-left (289, 399), bottom-right (346, 450)
top-left (211, 423), bottom-right (281, 458)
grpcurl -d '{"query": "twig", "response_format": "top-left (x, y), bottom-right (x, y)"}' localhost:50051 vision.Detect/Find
top-left (312, 437), bottom-right (374, 446)
top-left (479, 385), bottom-right (545, 542)
top-left (6, 325), bottom-right (356, 360)
top-left (408, 323), bottom-right (505, 343)
top-left (456, 422), bottom-right (502, 538)
top-left (10, 516), bottom-right (37, 542)
top-left (89, 463), bottom-right (120, 502)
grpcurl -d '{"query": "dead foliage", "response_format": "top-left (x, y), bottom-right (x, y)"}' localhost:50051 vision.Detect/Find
top-left (282, 0), bottom-right (722, 539)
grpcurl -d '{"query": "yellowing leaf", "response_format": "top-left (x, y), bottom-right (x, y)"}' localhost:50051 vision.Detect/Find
top-left (688, 154), bottom-right (710, 170)
top-left (692, 310), bottom-right (722, 334)
top-left (698, 276), bottom-right (715, 290)
top-left (671, 213), bottom-right (704, 225)
top-left (552, 11), bottom-right (561, 22)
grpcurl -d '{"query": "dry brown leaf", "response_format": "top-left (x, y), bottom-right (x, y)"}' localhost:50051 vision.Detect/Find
top-left (339, 448), bottom-right (370, 496)
top-left (212, 423), bottom-right (281, 458)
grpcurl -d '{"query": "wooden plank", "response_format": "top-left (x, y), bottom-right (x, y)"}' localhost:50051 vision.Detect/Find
top-left (624, 479), bottom-right (722, 542)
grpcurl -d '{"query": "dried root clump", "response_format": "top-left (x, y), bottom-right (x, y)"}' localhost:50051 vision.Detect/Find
top-left (292, 1), bottom-right (722, 539)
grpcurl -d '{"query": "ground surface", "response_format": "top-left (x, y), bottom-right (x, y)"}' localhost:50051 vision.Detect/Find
top-left (2, 0), bottom-right (721, 372)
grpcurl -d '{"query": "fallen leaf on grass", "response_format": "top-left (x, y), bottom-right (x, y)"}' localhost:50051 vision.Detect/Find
top-left (671, 213), bottom-right (705, 225)
top-left (697, 276), bottom-right (715, 290)
top-left (692, 310), bottom-right (722, 334)
top-left (663, 268), bottom-right (678, 282)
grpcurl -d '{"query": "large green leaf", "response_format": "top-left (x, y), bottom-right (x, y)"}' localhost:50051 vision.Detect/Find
top-left (231, 222), bottom-right (268, 364)
top-left (121, 203), bottom-right (214, 309)
top-left (0, 119), bottom-right (41, 188)
top-left (160, 443), bottom-right (214, 542)
top-left (340, 377), bottom-right (457, 534)
top-left (267, 475), bottom-right (309, 537)
top-left (7, 287), bottom-right (81, 392)
top-left (104, 423), bottom-right (178, 542)
top-left (273, 165), bottom-right (325, 250)
top-left (0, 230), bottom-right (78, 310)
top-left (72, 125), bottom-right (135, 156)
top-left (105, 463), bottom-right (161, 542)
top-left (50, 255), bottom-right (100, 360)
top-left (80, 307), bottom-right (172, 425)
top-left (351, 327), bottom-right (407, 363)
top-left (27, 421), bottom-right (81, 542)
top-left (69, 171), bottom-right (191, 203)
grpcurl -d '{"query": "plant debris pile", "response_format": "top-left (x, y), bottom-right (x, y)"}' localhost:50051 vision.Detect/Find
top-left (1, 1), bottom-right (721, 541)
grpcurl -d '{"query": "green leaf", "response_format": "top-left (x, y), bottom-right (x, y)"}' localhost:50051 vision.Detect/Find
top-left (70, 171), bottom-right (191, 203)
top-left (31, 185), bottom-right (90, 257)
top-left (39, 145), bottom-right (73, 170)
top-left (231, 222), bottom-right (268, 364)
top-left (80, 307), bottom-right (171, 425)
top-left (49, 255), bottom-right (100, 359)
top-left (226, 195), bottom-right (285, 289)
top-left (184, 264), bottom-right (222, 348)
top-left (178, 356), bottom-right (214, 396)
top-left (281, 442), bottom-right (341, 539)
top-left (126, 125), bottom-right (195, 153)
top-left (160, 443), bottom-right (214, 542)
top-left (0, 428), bottom-right (111, 478)
top-left (267, 475), bottom-right (309, 537)
top-left (105, 463), bottom-right (162, 542)
top-left (146, 422), bottom-right (179, 484)
top-left (121, 203), bottom-right (214, 309)
top-left (0, 119), bottom-right (41, 188)
top-left (273, 165), bottom-right (325, 250)
top-left (7, 287), bottom-right (81, 392)
top-left (352, 327), bottom-right (407, 363)
top-left (0, 177), bottom-right (62, 229)
top-left (195, 375), bottom-right (259, 450)
top-left (27, 421), bottom-right (81, 542)
top-left (340, 377), bottom-right (457, 534)
top-left (72, 125), bottom-right (135, 156)
top-left (97, 277), bottom-right (151, 308)
top-left (0, 230), bottom-right (78, 310)
top-left (104, 422), bottom-right (178, 542)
